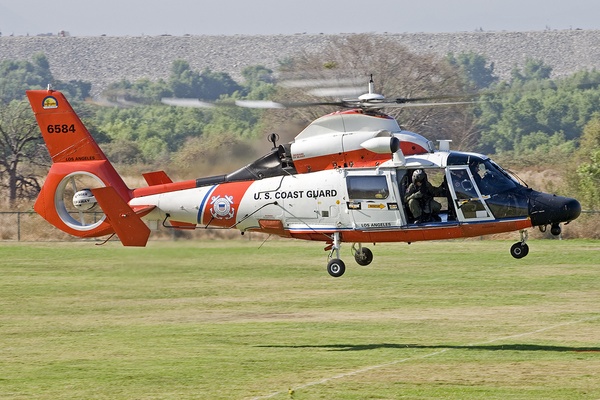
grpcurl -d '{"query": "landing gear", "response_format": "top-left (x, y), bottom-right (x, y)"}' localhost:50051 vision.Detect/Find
top-left (326, 232), bottom-right (345, 277)
top-left (327, 258), bottom-right (346, 277)
top-left (510, 242), bottom-right (529, 259)
top-left (539, 223), bottom-right (562, 236)
top-left (510, 229), bottom-right (529, 259)
top-left (352, 243), bottom-right (373, 266)
top-left (326, 233), bottom-right (374, 277)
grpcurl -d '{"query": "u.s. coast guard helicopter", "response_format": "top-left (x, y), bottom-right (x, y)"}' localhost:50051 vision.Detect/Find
top-left (26, 80), bottom-right (581, 277)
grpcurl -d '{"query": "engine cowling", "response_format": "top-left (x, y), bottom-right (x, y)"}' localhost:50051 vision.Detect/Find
top-left (289, 110), bottom-right (433, 172)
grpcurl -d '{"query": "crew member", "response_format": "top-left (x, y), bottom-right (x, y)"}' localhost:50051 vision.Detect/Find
top-left (405, 169), bottom-right (445, 223)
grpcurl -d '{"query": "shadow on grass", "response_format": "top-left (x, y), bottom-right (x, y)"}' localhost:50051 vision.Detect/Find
top-left (257, 343), bottom-right (600, 352)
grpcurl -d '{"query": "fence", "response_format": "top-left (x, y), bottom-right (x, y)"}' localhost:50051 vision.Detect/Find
top-left (0, 211), bottom-right (257, 242)
top-left (1, 210), bottom-right (599, 242)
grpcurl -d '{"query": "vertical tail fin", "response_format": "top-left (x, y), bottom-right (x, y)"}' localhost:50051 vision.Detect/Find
top-left (27, 89), bottom-right (141, 243)
top-left (26, 89), bottom-right (108, 163)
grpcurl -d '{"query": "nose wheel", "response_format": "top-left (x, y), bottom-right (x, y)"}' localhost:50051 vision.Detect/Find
top-left (510, 229), bottom-right (529, 259)
top-left (510, 242), bottom-right (529, 259)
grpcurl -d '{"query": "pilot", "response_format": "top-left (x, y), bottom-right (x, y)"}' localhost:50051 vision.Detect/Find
top-left (405, 169), bottom-right (445, 223)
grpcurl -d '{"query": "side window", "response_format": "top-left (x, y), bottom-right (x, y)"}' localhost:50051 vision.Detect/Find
top-left (347, 176), bottom-right (389, 200)
top-left (449, 168), bottom-right (478, 199)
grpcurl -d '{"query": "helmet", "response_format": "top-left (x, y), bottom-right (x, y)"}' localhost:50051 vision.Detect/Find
top-left (412, 169), bottom-right (427, 183)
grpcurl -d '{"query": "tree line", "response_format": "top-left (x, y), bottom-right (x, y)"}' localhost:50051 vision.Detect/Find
top-left (0, 35), bottom-right (599, 212)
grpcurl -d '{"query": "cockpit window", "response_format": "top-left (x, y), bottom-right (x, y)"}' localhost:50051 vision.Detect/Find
top-left (347, 176), bottom-right (389, 200)
top-left (470, 159), bottom-right (518, 195)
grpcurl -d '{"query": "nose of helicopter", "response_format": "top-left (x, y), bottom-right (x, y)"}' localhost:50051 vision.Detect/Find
top-left (528, 191), bottom-right (582, 227)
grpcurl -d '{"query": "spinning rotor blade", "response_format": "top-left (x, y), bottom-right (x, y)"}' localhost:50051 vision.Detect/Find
top-left (395, 100), bottom-right (480, 108)
top-left (161, 97), bottom-right (345, 109)
top-left (161, 98), bottom-right (217, 108)
top-left (235, 100), bottom-right (286, 109)
top-left (161, 96), bottom-right (476, 110)
top-left (308, 87), bottom-right (365, 97)
top-left (161, 73), bottom-right (478, 111)
top-left (392, 92), bottom-right (478, 105)
top-left (333, 96), bottom-right (478, 110)
top-left (70, 176), bottom-right (85, 225)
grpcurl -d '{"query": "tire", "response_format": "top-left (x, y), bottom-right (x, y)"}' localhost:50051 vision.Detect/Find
top-left (510, 242), bottom-right (529, 259)
top-left (327, 259), bottom-right (346, 277)
top-left (354, 247), bottom-right (374, 266)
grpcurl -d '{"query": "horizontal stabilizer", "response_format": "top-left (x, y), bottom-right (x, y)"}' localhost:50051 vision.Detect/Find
top-left (168, 220), bottom-right (197, 229)
top-left (130, 204), bottom-right (157, 217)
top-left (91, 187), bottom-right (151, 247)
top-left (143, 171), bottom-right (173, 186)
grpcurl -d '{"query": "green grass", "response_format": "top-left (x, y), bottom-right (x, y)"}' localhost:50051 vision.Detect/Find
top-left (1, 239), bottom-right (599, 399)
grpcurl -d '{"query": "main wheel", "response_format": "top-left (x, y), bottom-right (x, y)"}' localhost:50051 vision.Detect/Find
top-left (327, 259), bottom-right (346, 277)
top-left (510, 242), bottom-right (529, 259)
top-left (354, 247), bottom-right (374, 266)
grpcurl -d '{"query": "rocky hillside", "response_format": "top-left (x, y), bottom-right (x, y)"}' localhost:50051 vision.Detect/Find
top-left (1, 30), bottom-right (600, 95)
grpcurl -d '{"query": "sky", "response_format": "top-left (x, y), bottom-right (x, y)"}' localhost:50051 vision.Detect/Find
top-left (1, 0), bottom-right (599, 37)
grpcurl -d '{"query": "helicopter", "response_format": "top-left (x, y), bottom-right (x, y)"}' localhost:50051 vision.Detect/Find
top-left (26, 80), bottom-right (581, 277)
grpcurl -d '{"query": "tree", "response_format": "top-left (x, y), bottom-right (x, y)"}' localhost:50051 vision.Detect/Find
top-left (573, 116), bottom-right (600, 209)
top-left (168, 60), bottom-right (241, 100)
top-left (447, 51), bottom-right (498, 90)
top-left (241, 65), bottom-right (275, 87)
top-left (55, 79), bottom-right (92, 100)
top-left (511, 58), bottom-right (553, 83)
top-left (475, 68), bottom-right (600, 155)
top-left (93, 104), bottom-right (208, 163)
top-left (0, 55), bottom-right (49, 102)
top-left (0, 53), bottom-right (90, 103)
top-left (0, 100), bottom-right (47, 206)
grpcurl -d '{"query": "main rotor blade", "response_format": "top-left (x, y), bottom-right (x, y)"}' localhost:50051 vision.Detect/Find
top-left (308, 87), bottom-right (365, 97)
top-left (161, 95), bottom-right (477, 110)
top-left (383, 100), bottom-right (481, 108)
top-left (69, 177), bottom-right (85, 225)
top-left (161, 98), bottom-right (217, 108)
top-left (234, 100), bottom-right (286, 109)
top-left (393, 93), bottom-right (478, 104)
top-left (162, 97), bottom-right (345, 109)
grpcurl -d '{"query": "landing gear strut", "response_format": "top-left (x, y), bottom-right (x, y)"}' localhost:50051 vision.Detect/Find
top-left (326, 234), bottom-right (376, 277)
top-left (327, 232), bottom-right (346, 277)
top-left (510, 229), bottom-right (529, 259)
top-left (352, 243), bottom-right (373, 266)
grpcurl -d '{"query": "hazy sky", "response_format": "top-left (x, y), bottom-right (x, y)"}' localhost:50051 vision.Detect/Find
top-left (1, 0), bottom-right (599, 37)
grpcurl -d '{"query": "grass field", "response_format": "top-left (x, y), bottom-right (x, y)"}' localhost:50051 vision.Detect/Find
top-left (1, 238), bottom-right (599, 399)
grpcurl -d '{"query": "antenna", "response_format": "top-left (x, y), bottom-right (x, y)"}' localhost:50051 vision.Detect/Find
top-left (268, 133), bottom-right (279, 149)
top-left (367, 74), bottom-right (375, 95)
top-left (358, 74), bottom-right (385, 102)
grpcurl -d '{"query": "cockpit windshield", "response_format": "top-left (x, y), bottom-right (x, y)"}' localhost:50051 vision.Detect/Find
top-left (446, 153), bottom-right (529, 219)
top-left (470, 159), bottom-right (519, 196)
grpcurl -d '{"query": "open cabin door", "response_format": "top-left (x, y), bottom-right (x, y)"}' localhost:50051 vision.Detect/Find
top-left (447, 167), bottom-right (494, 222)
top-left (345, 170), bottom-right (403, 229)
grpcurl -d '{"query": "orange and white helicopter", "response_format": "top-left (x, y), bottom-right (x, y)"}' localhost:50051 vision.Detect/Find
top-left (26, 81), bottom-right (581, 277)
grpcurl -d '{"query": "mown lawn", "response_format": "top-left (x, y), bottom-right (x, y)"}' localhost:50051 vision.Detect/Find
top-left (1, 239), bottom-right (599, 399)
